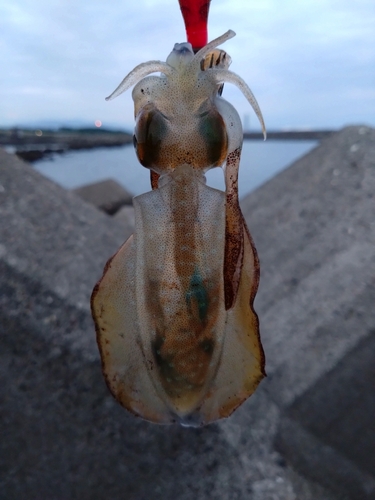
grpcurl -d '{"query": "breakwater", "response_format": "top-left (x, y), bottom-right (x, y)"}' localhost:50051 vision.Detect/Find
top-left (0, 127), bottom-right (335, 162)
top-left (0, 128), bottom-right (133, 162)
top-left (244, 129), bottom-right (334, 140)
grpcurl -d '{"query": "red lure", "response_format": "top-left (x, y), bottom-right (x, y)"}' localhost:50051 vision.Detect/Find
top-left (178, 0), bottom-right (211, 51)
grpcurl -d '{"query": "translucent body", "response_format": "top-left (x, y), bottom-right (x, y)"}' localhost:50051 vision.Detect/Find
top-left (91, 31), bottom-right (266, 426)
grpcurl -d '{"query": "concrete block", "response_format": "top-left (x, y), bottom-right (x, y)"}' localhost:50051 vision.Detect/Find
top-left (72, 178), bottom-right (133, 215)
top-left (1, 149), bottom-right (335, 499)
top-left (113, 204), bottom-right (135, 228)
top-left (241, 125), bottom-right (375, 498)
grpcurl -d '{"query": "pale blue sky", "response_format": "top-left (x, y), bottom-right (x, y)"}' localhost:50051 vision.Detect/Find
top-left (1, 0), bottom-right (374, 131)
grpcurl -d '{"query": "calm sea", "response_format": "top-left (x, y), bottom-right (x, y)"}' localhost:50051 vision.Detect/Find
top-left (33, 140), bottom-right (317, 199)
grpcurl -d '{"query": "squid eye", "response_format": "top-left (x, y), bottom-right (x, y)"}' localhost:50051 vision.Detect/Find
top-left (198, 108), bottom-right (228, 168)
top-left (134, 104), bottom-right (169, 169)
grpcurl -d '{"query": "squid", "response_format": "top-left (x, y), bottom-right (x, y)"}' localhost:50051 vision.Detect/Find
top-left (91, 30), bottom-right (266, 426)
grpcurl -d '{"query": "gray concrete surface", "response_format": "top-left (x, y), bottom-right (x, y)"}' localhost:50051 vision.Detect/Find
top-left (114, 204), bottom-right (135, 228)
top-left (241, 125), bottom-right (375, 499)
top-left (1, 125), bottom-right (373, 499)
top-left (72, 178), bottom-right (133, 215)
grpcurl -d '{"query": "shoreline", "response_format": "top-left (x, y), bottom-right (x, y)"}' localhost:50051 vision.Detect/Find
top-left (0, 128), bottom-right (133, 162)
top-left (244, 129), bottom-right (334, 141)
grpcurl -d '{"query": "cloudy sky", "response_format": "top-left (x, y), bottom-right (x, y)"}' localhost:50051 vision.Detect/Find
top-left (1, 0), bottom-right (374, 131)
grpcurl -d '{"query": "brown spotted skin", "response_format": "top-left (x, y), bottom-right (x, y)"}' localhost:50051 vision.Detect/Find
top-left (134, 103), bottom-right (228, 172)
top-left (223, 147), bottom-right (244, 310)
top-left (242, 214), bottom-right (266, 377)
top-left (130, 165), bottom-right (227, 415)
top-left (150, 170), bottom-right (160, 190)
top-left (145, 169), bottom-right (221, 402)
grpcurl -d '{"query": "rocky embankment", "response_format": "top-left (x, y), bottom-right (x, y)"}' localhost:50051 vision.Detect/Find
top-left (0, 126), bottom-right (374, 500)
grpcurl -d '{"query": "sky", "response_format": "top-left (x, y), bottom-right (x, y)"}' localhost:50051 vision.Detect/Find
top-left (1, 0), bottom-right (374, 131)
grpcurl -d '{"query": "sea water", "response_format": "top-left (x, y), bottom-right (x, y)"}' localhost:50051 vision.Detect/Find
top-left (33, 140), bottom-right (317, 199)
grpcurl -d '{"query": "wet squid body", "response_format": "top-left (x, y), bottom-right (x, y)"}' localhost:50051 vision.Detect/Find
top-left (91, 30), bottom-right (266, 426)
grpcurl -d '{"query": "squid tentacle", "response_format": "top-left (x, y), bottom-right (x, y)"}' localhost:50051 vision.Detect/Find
top-left (208, 68), bottom-right (266, 139)
top-left (191, 29), bottom-right (236, 70)
top-left (105, 61), bottom-right (174, 101)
